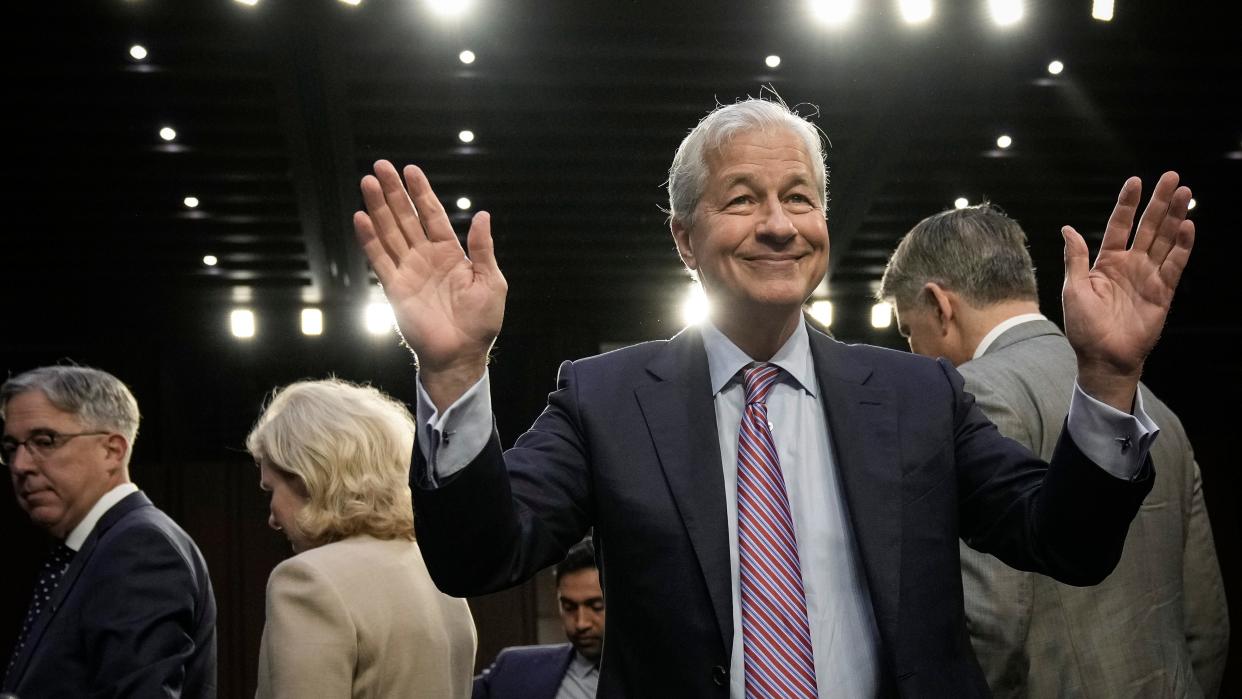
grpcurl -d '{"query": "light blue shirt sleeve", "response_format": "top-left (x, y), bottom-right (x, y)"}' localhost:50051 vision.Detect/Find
top-left (1065, 382), bottom-right (1159, 481)
top-left (413, 371), bottom-right (494, 487)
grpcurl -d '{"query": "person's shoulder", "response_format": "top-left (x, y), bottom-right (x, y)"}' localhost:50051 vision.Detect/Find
top-left (98, 495), bottom-right (197, 560)
top-left (494, 643), bottom-right (573, 664)
top-left (572, 339), bottom-right (668, 370)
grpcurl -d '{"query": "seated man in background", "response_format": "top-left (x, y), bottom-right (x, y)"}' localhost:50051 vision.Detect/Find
top-left (474, 539), bottom-right (604, 699)
top-left (1, 365), bottom-right (218, 698)
top-left (879, 203), bottom-right (1229, 697)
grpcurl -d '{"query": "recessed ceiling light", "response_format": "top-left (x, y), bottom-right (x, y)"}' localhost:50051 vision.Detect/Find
top-left (159, 126), bottom-right (177, 142)
top-left (996, 134), bottom-right (1013, 149)
top-left (899, 0), bottom-right (933, 24)
top-left (456, 197), bottom-right (472, 210)
top-left (230, 309), bottom-right (255, 338)
top-left (1188, 198), bottom-right (1197, 210)
top-left (765, 55), bottom-right (781, 68)
top-left (301, 308), bottom-right (324, 336)
top-left (809, 0), bottom-right (857, 26)
top-left (459, 50), bottom-right (476, 64)
top-left (365, 302), bottom-right (395, 334)
top-left (954, 197), bottom-right (969, 209)
top-left (129, 44), bottom-right (148, 61)
top-left (871, 302), bottom-right (893, 329)
top-left (681, 282), bottom-right (710, 326)
top-left (203, 254), bottom-right (219, 267)
top-left (988, 0), bottom-right (1023, 27)
top-left (183, 196), bottom-right (200, 208)
top-left (338, 0), bottom-right (362, 5)
top-left (458, 130), bottom-right (475, 143)
top-left (234, 0), bottom-right (260, 6)
top-left (1047, 60), bottom-right (1064, 75)
top-left (808, 300), bottom-right (833, 327)
top-left (1091, 0), bottom-right (1114, 21)
top-left (426, 0), bottom-right (472, 18)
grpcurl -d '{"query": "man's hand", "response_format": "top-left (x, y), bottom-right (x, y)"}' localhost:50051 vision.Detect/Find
top-left (353, 160), bottom-right (507, 411)
top-left (1062, 171), bottom-right (1195, 411)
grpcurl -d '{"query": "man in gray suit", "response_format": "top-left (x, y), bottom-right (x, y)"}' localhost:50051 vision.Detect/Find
top-left (879, 203), bottom-right (1229, 697)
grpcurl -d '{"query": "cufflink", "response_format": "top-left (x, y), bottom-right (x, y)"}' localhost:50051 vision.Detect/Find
top-left (1115, 436), bottom-right (1132, 453)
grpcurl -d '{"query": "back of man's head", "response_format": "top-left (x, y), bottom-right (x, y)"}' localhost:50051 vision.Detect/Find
top-left (1, 366), bottom-right (142, 453)
top-left (879, 203), bottom-right (1039, 310)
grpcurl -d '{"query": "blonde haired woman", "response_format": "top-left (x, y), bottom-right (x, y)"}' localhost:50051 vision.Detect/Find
top-left (247, 379), bottom-right (476, 698)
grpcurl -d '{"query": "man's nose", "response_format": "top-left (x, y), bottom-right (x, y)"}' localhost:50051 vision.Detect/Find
top-left (575, 609), bottom-right (593, 629)
top-left (756, 197), bottom-right (797, 240)
top-left (10, 444), bottom-right (38, 474)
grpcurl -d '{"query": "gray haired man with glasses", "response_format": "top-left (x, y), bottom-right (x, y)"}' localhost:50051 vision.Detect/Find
top-left (1, 365), bottom-right (217, 698)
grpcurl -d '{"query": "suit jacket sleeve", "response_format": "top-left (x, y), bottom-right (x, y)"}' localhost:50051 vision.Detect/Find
top-left (471, 651), bottom-right (505, 699)
top-left (957, 365), bottom-right (1039, 697)
top-left (1182, 455), bottom-right (1230, 698)
top-left (413, 359), bottom-right (593, 596)
top-left (256, 556), bottom-right (356, 699)
top-left (80, 524), bottom-right (206, 696)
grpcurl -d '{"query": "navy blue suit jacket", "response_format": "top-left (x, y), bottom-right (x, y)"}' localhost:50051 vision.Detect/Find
top-left (3, 491), bottom-right (218, 698)
top-left (412, 326), bottom-right (1152, 697)
top-left (472, 643), bottom-right (575, 699)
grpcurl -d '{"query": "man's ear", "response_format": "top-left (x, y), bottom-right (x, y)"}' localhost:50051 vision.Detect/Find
top-left (670, 218), bottom-right (698, 271)
top-left (101, 433), bottom-right (130, 472)
top-left (923, 282), bottom-right (957, 334)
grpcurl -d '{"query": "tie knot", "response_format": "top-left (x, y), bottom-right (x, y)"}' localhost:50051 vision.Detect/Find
top-left (743, 363), bottom-right (781, 405)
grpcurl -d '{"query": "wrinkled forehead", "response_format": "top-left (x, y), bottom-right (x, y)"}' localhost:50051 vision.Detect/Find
top-left (2, 390), bottom-right (81, 435)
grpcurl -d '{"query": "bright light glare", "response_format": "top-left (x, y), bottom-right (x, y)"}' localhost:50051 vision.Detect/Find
top-left (996, 134), bottom-right (1012, 149)
top-left (808, 300), bottom-right (833, 327)
top-left (339, 0), bottom-right (362, 5)
top-left (871, 302), bottom-right (893, 329)
top-left (365, 302), bottom-right (396, 334)
top-left (202, 255), bottom-right (218, 266)
top-left (458, 129), bottom-right (475, 143)
top-left (301, 308), bottom-right (323, 336)
top-left (159, 126), bottom-right (177, 141)
top-left (809, 0), bottom-right (857, 25)
top-left (231, 310), bottom-right (255, 338)
top-left (765, 55), bottom-right (781, 68)
top-left (988, 0), bottom-right (1023, 26)
top-left (1047, 60), bottom-right (1064, 75)
top-left (183, 196), bottom-right (200, 208)
top-left (425, 0), bottom-right (472, 18)
top-left (1091, 0), bottom-right (1114, 21)
top-left (234, 0), bottom-right (260, 6)
top-left (456, 197), bottom-right (472, 210)
top-left (129, 44), bottom-right (148, 60)
top-left (899, 0), bottom-right (933, 24)
top-left (954, 197), bottom-right (969, 209)
top-left (1188, 198), bottom-right (1197, 210)
top-left (459, 50), bottom-right (476, 64)
top-left (681, 283), bottom-right (710, 326)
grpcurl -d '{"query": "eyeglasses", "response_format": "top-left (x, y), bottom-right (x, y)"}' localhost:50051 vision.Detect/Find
top-left (0, 429), bottom-right (111, 466)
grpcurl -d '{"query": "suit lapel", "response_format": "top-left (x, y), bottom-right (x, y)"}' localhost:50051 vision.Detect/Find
top-left (808, 331), bottom-right (904, 642)
top-left (7, 491), bottom-right (151, 685)
top-left (633, 327), bottom-right (733, 654)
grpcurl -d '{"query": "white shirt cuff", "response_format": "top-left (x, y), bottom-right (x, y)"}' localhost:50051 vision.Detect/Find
top-left (414, 371), bottom-right (494, 486)
top-left (1065, 382), bottom-right (1159, 481)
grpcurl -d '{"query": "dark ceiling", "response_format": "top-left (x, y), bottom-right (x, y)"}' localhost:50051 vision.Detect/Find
top-left (4, 1), bottom-right (1240, 345)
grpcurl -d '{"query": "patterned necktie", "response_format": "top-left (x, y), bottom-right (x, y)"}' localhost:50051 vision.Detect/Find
top-left (737, 363), bottom-right (817, 697)
top-left (6, 543), bottom-right (75, 679)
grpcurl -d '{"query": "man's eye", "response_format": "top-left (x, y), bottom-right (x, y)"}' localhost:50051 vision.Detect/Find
top-left (29, 433), bottom-right (57, 448)
top-left (728, 196), bottom-right (750, 206)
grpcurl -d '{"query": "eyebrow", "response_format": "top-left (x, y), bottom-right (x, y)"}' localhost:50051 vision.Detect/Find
top-left (722, 172), bottom-right (814, 191)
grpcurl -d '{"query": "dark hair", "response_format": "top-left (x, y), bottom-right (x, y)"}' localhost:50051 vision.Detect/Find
top-left (554, 538), bottom-right (597, 583)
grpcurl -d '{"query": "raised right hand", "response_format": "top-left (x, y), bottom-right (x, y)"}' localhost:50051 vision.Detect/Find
top-left (353, 160), bottom-right (507, 406)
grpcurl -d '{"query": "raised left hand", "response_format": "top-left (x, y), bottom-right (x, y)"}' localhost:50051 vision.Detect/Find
top-left (1062, 171), bottom-right (1195, 410)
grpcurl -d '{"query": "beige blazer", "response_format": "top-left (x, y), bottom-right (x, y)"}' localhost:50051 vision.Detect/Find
top-left (959, 319), bottom-right (1229, 698)
top-left (256, 535), bottom-right (476, 699)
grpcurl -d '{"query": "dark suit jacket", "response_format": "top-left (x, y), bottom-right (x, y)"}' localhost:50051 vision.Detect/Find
top-left (3, 491), bottom-right (218, 698)
top-left (472, 643), bottom-right (575, 699)
top-left (412, 326), bottom-right (1153, 697)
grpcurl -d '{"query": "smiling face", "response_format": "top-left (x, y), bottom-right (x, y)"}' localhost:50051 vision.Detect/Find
top-left (4, 390), bottom-right (125, 539)
top-left (672, 127), bottom-right (829, 329)
top-left (258, 459), bottom-right (312, 553)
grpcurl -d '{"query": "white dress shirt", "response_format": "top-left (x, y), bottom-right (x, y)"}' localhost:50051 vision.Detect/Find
top-left (65, 483), bottom-right (139, 551)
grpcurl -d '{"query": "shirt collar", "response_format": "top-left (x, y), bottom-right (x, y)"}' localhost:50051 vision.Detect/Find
top-left (972, 312), bottom-right (1047, 360)
top-left (699, 318), bottom-right (817, 397)
top-left (569, 651), bottom-right (599, 677)
top-left (65, 482), bottom-right (139, 551)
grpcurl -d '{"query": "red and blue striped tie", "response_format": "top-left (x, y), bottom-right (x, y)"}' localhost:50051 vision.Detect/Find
top-left (737, 363), bottom-right (817, 697)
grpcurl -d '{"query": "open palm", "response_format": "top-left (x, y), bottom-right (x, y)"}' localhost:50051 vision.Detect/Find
top-left (1062, 172), bottom-right (1195, 393)
top-left (353, 160), bottom-right (507, 378)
